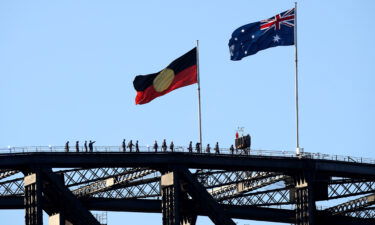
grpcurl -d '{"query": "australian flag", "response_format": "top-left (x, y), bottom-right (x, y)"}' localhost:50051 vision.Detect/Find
top-left (229, 8), bottom-right (295, 61)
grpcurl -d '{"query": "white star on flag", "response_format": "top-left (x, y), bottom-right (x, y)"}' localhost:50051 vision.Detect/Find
top-left (273, 35), bottom-right (281, 42)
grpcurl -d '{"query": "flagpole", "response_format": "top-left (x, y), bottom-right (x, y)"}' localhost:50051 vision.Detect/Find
top-left (294, 2), bottom-right (301, 155)
top-left (196, 40), bottom-right (203, 148)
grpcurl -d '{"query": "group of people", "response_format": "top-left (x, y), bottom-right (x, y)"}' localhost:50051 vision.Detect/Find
top-left (122, 139), bottom-right (140, 152)
top-left (65, 140), bottom-right (96, 152)
top-left (64, 139), bottom-right (239, 154)
top-left (122, 139), bottom-right (237, 154)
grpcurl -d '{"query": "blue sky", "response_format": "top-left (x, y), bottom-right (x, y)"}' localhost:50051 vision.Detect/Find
top-left (1, 1), bottom-right (374, 224)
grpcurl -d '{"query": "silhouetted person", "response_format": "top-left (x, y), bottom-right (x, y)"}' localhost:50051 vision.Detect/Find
top-left (122, 139), bottom-right (126, 152)
top-left (153, 140), bottom-right (158, 152)
top-left (128, 140), bottom-right (133, 152)
top-left (215, 142), bottom-right (220, 154)
top-left (76, 141), bottom-right (79, 152)
top-left (188, 141), bottom-right (193, 153)
top-left (162, 139), bottom-right (167, 152)
top-left (170, 141), bottom-right (174, 152)
top-left (65, 141), bottom-right (70, 152)
top-left (89, 140), bottom-right (96, 152)
top-left (230, 145), bottom-right (234, 155)
top-left (196, 142), bottom-right (201, 153)
top-left (135, 140), bottom-right (139, 152)
top-left (206, 144), bottom-right (211, 154)
top-left (84, 141), bottom-right (88, 152)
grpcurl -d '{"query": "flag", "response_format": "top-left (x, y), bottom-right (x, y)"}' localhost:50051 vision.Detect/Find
top-left (229, 8), bottom-right (295, 61)
top-left (133, 48), bottom-right (197, 105)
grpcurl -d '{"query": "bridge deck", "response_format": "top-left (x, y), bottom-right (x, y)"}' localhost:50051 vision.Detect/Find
top-left (0, 148), bottom-right (374, 178)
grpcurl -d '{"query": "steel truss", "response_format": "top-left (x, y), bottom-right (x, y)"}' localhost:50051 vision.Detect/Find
top-left (0, 152), bottom-right (373, 225)
top-left (326, 194), bottom-right (375, 218)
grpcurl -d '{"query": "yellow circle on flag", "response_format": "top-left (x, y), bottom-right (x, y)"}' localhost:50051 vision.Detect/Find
top-left (153, 68), bottom-right (175, 92)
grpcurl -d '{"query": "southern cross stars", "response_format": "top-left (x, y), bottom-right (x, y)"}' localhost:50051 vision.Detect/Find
top-left (273, 35), bottom-right (281, 42)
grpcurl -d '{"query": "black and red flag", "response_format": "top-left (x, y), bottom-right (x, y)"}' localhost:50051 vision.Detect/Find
top-left (133, 48), bottom-right (197, 105)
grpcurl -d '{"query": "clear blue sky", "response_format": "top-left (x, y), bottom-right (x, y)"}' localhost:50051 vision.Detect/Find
top-left (1, 1), bottom-right (374, 224)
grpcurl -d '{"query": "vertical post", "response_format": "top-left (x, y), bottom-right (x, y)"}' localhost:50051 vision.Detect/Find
top-left (24, 172), bottom-right (43, 225)
top-left (294, 173), bottom-right (316, 225)
top-left (196, 40), bottom-right (203, 148)
top-left (294, 2), bottom-right (301, 155)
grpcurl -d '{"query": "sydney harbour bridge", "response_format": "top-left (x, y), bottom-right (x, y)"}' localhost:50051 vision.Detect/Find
top-left (0, 145), bottom-right (374, 225)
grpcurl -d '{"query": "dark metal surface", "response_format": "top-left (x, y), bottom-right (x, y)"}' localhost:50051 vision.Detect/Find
top-left (0, 150), bottom-right (373, 225)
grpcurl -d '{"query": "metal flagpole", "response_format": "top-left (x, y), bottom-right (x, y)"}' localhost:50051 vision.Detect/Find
top-left (196, 40), bottom-right (203, 148)
top-left (294, 2), bottom-right (301, 155)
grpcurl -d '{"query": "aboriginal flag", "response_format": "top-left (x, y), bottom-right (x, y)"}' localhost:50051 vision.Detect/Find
top-left (133, 48), bottom-right (197, 105)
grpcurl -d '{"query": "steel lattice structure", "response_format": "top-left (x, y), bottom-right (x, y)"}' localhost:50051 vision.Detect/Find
top-left (0, 146), bottom-right (374, 225)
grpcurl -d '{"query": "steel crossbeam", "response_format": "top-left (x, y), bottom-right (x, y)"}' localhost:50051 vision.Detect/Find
top-left (0, 170), bottom-right (18, 180)
top-left (220, 187), bottom-right (291, 206)
top-left (328, 180), bottom-right (375, 199)
top-left (0, 178), bottom-right (24, 196)
top-left (64, 167), bottom-right (136, 187)
top-left (72, 169), bottom-right (155, 197)
top-left (326, 194), bottom-right (375, 215)
top-left (346, 208), bottom-right (375, 219)
top-left (213, 174), bottom-right (286, 200)
top-left (197, 170), bottom-right (267, 187)
top-left (93, 180), bottom-right (160, 199)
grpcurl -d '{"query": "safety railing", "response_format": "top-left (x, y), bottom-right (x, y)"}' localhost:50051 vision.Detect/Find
top-left (0, 145), bottom-right (374, 165)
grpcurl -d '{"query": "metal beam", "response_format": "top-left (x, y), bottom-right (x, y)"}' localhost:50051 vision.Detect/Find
top-left (1, 196), bottom-right (374, 225)
top-left (41, 168), bottom-right (100, 225)
top-left (24, 173), bottom-right (43, 225)
top-left (0, 153), bottom-right (374, 177)
top-left (326, 194), bottom-right (375, 215)
top-left (0, 170), bottom-right (18, 180)
top-left (72, 169), bottom-right (155, 197)
top-left (177, 167), bottom-right (236, 225)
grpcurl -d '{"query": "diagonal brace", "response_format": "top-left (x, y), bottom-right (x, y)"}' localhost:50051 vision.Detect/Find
top-left (177, 167), bottom-right (236, 225)
top-left (41, 168), bottom-right (100, 225)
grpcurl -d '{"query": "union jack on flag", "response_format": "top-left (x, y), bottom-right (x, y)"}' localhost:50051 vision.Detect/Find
top-left (260, 8), bottom-right (295, 32)
top-left (229, 8), bottom-right (295, 61)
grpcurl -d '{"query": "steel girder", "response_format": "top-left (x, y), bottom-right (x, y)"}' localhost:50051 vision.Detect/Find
top-left (40, 168), bottom-right (100, 225)
top-left (72, 168), bottom-right (155, 197)
top-left (0, 170), bottom-right (18, 180)
top-left (329, 179), bottom-right (375, 199)
top-left (177, 167), bottom-right (236, 225)
top-left (0, 162), bottom-right (373, 224)
top-left (0, 177), bottom-right (24, 196)
top-left (24, 173), bottom-right (43, 225)
top-left (214, 174), bottom-right (287, 201)
top-left (1, 152), bottom-right (374, 178)
top-left (326, 194), bottom-right (375, 217)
